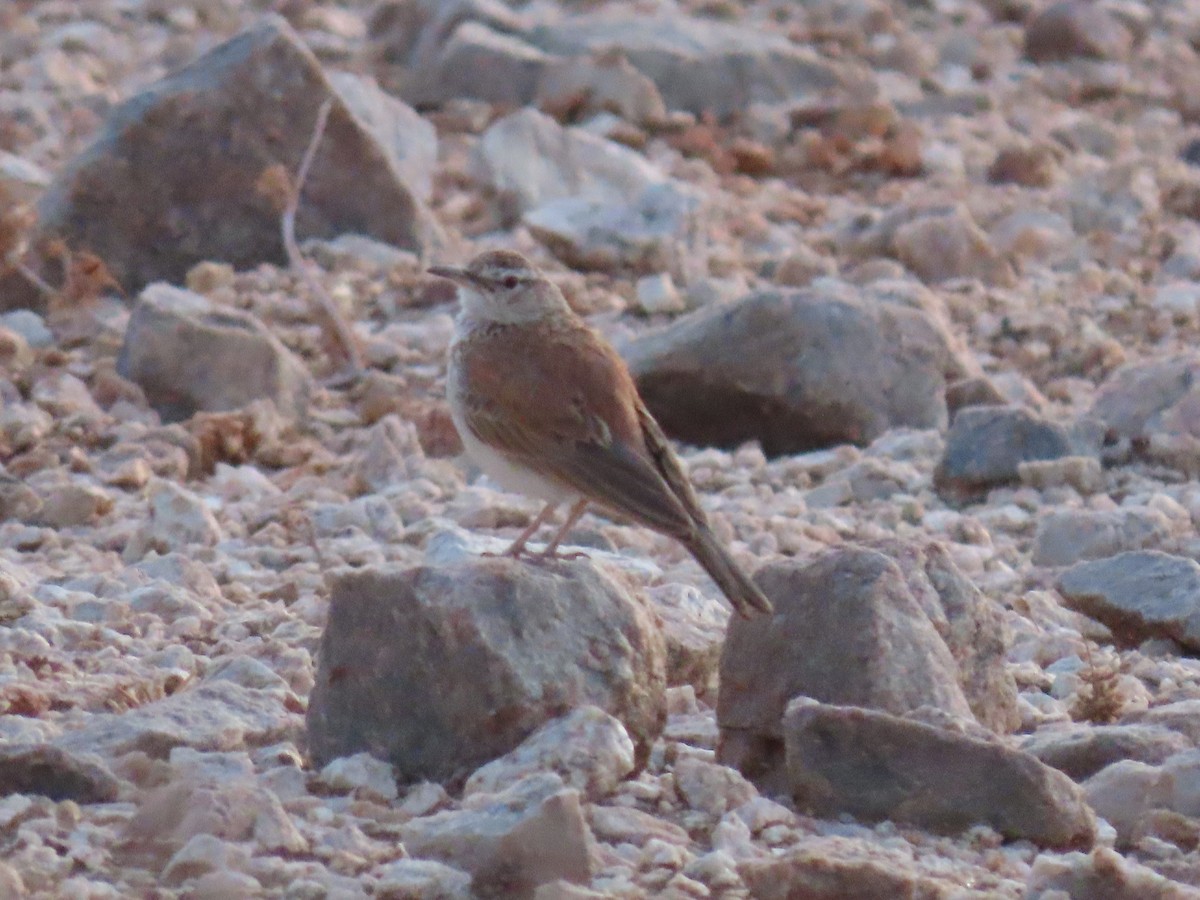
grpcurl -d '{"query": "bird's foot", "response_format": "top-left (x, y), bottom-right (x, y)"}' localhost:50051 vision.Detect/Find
top-left (483, 544), bottom-right (537, 560)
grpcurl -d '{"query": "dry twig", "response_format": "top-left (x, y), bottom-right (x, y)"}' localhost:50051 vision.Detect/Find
top-left (281, 97), bottom-right (365, 380)
top-left (0, 186), bottom-right (55, 300)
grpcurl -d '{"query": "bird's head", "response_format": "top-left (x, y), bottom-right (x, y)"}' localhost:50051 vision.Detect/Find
top-left (430, 250), bottom-right (570, 325)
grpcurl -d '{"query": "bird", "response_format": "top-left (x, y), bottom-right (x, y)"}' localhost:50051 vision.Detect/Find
top-left (430, 249), bottom-right (773, 618)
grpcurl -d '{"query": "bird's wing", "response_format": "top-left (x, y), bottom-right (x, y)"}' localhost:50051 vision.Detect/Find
top-left (457, 325), bottom-right (697, 536)
top-left (633, 397), bottom-right (709, 526)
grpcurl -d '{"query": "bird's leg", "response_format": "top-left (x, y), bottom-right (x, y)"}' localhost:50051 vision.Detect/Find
top-left (487, 502), bottom-right (557, 559)
top-left (536, 499), bottom-right (590, 560)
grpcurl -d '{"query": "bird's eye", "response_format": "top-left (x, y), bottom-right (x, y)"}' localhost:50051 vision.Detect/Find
top-left (502, 275), bottom-right (519, 289)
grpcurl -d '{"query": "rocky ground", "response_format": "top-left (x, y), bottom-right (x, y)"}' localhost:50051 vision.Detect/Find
top-left (6, 0), bottom-right (1200, 897)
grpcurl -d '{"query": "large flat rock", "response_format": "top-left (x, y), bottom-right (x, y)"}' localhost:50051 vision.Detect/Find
top-left (623, 285), bottom-right (957, 456)
top-left (306, 560), bottom-right (667, 785)
top-left (784, 700), bottom-right (1096, 849)
top-left (4, 16), bottom-right (440, 308)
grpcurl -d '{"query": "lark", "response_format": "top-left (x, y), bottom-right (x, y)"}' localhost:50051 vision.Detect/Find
top-left (432, 250), bottom-right (772, 618)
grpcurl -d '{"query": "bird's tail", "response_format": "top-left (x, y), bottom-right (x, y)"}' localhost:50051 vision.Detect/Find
top-left (683, 526), bottom-right (773, 619)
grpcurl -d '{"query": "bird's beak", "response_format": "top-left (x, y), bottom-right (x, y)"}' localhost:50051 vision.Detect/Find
top-left (428, 265), bottom-right (470, 283)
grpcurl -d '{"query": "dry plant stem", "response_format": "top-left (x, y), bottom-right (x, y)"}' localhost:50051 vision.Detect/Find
top-left (283, 96), bottom-right (365, 380)
top-left (10, 257), bottom-right (57, 300)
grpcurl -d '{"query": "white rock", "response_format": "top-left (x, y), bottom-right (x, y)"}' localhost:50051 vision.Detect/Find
top-left (402, 773), bottom-right (593, 895)
top-left (672, 757), bottom-right (757, 820)
top-left (0, 404), bottom-right (52, 451)
top-left (373, 858), bottom-right (473, 899)
top-left (31, 372), bottom-right (104, 419)
top-left (309, 495), bottom-right (404, 544)
top-left (161, 833), bottom-right (246, 885)
top-left (208, 463), bottom-right (281, 501)
top-left (526, 182), bottom-right (701, 274)
top-left (136, 480), bottom-right (224, 553)
top-left (1084, 760), bottom-right (1160, 841)
top-left (635, 273), bottom-right (685, 315)
top-left (465, 706), bottom-right (635, 802)
top-left (205, 656), bottom-right (292, 694)
top-left (168, 747), bottom-right (254, 782)
top-left (1152, 282), bottom-right (1200, 319)
top-left (400, 781), bottom-right (451, 818)
top-left (318, 752), bottom-right (399, 801)
top-left (0, 150), bottom-right (51, 189)
top-left (473, 107), bottom-right (663, 214)
top-left (0, 310), bottom-right (53, 349)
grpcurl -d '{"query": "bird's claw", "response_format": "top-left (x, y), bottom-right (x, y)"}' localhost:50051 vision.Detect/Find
top-left (535, 549), bottom-right (590, 562)
top-left (483, 546), bottom-right (536, 560)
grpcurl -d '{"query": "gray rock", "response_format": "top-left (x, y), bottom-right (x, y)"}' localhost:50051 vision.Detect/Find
top-left (1026, 847), bottom-right (1197, 900)
top-left (536, 51), bottom-right (666, 127)
top-left (1089, 354), bottom-right (1200, 441)
top-left (463, 706), bottom-right (634, 802)
top-left (891, 206), bottom-right (1014, 286)
top-left (839, 204), bottom-right (1014, 287)
top-left (27, 481), bottom-right (113, 529)
top-left (0, 310), bottom-right (53, 349)
top-left (783, 700), bottom-right (1096, 848)
top-left (472, 108), bottom-right (663, 215)
top-left (0, 327), bottom-right (33, 372)
top-left (740, 840), bottom-right (960, 900)
top-left (1022, 724), bottom-right (1191, 781)
top-left (326, 71), bottom-right (438, 203)
top-left (1032, 508), bottom-right (1175, 567)
top-left (633, 273), bottom-right (685, 316)
top-left (369, 0), bottom-right (529, 69)
top-left (121, 772), bottom-right (306, 872)
top-left (54, 682), bottom-right (296, 759)
top-left (374, 859), bottom-right (474, 900)
top-left (1154, 749), bottom-right (1200, 820)
top-left (623, 285), bottom-right (956, 456)
top-left (717, 547), bottom-right (976, 790)
top-left (30, 371), bottom-right (104, 421)
top-left (0, 475), bottom-right (41, 522)
top-left (1024, 2), bottom-right (1132, 63)
top-left (587, 804), bottom-right (690, 849)
top-left (1057, 551), bottom-right (1200, 651)
top-left (1085, 749), bottom-right (1200, 852)
top-left (873, 540), bottom-right (1020, 734)
top-left (934, 405), bottom-right (1073, 500)
top-left (1066, 163), bottom-right (1157, 240)
top-left (405, 21), bottom-right (554, 108)
top-left (644, 583), bottom-right (729, 701)
top-left (1128, 700), bottom-right (1200, 745)
top-left (527, 13), bottom-right (843, 117)
top-left (525, 182), bottom-right (700, 274)
top-left (0, 744), bottom-right (120, 803)
top-left (1080, 749), bottom-right (1200, 848)
top-left (117, 283), bottom-right (311, 423)
top-left (401, 773), bottom-right (593, 899)
top-left (126, 479), bottom-right (224, 554)
top-left (673, 755), bottom-right (757, 820)
top-left (316, 752), bottom-right (399, 802)
top-left (350, 415), bottom-right (427, 495)
top-left (0, 150), bottom-right (51, 195)
top-left (989, 208), bottom-right (1078, 263)
top-left (306, 560), bottom-right (667, 783)
top-left (1152, 282), bottom-right (1200, 320)
top-left (1082, 759), bottom-right (1163, 845)
top-left (5, 16), bottom-right (439, 308)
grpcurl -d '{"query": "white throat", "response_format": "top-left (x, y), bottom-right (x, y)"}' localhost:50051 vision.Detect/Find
top-left (452, 283), bottom-right (569, 331)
